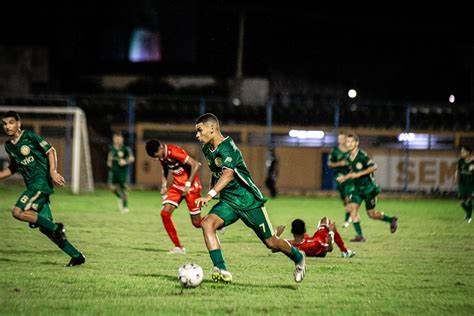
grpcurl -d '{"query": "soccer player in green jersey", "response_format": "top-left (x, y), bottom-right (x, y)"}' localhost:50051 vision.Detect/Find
top-left (337, 134), bottom-right (398, 242)
top-left (107, 131), bottom-right (135, 213)
top-left (0, 111), bottom-right (85, 267)
top-left (328, 132), bottom-right (355, 228)
top-left (194, 113), bottom-right (306, 283)
top-left (455, 146), bottom-right (473, 223)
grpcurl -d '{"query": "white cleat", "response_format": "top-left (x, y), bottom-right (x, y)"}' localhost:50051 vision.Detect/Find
top-left (294, 251), bottom-right (306, 283)
top-left (168, 247), bottom-right (186, 254)
top-left (342, 221), bottom-right (350, 229)
top-left (211, 267), bottom-right (233, 283)
top-left (468, 218), bottom-right (472, 224)
top-left (121, 207), bottom-right (129, 213)
top-left (342, 249), bottom-right (356, 258)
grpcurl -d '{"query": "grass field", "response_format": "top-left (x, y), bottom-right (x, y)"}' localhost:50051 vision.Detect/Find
top-left (1, 185), bottom-right (473, 315)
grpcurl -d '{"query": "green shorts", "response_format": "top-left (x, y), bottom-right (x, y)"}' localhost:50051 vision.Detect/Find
top-left (458, 185), bottom-right (473, 200)
top-left (337, 180), bottom-right (356, 204)
top-left (108, 169), bottom-right (128, 189)
top-left (350, 188), bottom-right (380, 211)
top-left (15, 190), bottom-right (53, 228)
top-left (209, 200), bottom-right (275, 241)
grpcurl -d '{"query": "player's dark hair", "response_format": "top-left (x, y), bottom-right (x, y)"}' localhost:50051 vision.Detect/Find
top-left (2, 111), bottom-right (21, 121)
top-left (346, 134), bottom-right (359, 142)
top-left (196, 113), bottom-right (219, 125)
top-left (291, 219), bottom-right (306, 235)
top-left (113, 131), bottom-right (124, 137)
top-left (338, 131), bottom-right (346, 136)
top-left (145, 139), bottom-right (161, 157)
top-left (460, 145), bottom-right (472, 154)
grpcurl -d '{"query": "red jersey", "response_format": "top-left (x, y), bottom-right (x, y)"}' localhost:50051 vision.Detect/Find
top-left (160, 144), bottom-right (201, 192)
top-left (289, 226), bottom-right (330, 257)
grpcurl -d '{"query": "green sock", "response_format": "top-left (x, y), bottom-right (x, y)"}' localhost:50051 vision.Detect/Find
top-left (113, 190), bottom-right (121, 199)
top-left (61, 240), bottom-right (82, 258)
top-left (288, 246), bottom-right (303, 264)
top-left (123, 196), bottom-right (128, 208)
top-left (353, 222), bottom-right (363, 237)
top-left (344, 212), bottom-right (350, 222)
top-left (382, 214), bottom-right (393, 223)
top-left (209, 249), bottom-right (227, 270)
top-left (36, 214), bottom-right (58, 232)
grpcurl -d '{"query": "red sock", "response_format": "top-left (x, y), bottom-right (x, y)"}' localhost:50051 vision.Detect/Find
top-left (333, 230), bottom-right (347, 252)
top-left (161, 210), bottom-right (181, 247)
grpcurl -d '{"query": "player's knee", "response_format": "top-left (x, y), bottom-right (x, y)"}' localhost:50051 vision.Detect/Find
top-left (367, 210), bottom-right (376, 219)
top-left (11, 207), bottom-right (23, 220)
top-left (264, 236), bottom-right (279, 251)
top-left (160, 209), bottom-right (171, 219)
top-left (201, 216), bottom-right (217, 232)
top-left (192, 219), bottom-right (202, 228)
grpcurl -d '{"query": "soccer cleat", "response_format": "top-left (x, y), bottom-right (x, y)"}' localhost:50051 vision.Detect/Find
top-left (121, 207), bottom-right (129, 214)
top-left (65, 254), bottom-right (86, 267)
top-left (342, 249), bottom-right (356, 258)
top-left (390, 217), bottom-right (398, 233)
top-left (468, 218), bottom-right (472, 224)
top-left (342, 221), bottom-right (350, 229)
top-left (350, 235), bottom-right (366, 242)
top-left (211, 267), bottom-right (233, 283)
top-left (168, 247), bottom-right (186, 254)
top-left (294, 251), bottom-right (306, 283)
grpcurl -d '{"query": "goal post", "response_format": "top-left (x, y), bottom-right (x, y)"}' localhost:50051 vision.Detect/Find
top-left (0, 106), bottom-right (94, 194)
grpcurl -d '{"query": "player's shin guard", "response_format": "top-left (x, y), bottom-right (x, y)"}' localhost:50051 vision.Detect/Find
top-left (209, 249), bottom-right (227, 270)
top-left (36, 214), bottom-right (58, 232)
top-left (161, 210), bottom-right (182, 247)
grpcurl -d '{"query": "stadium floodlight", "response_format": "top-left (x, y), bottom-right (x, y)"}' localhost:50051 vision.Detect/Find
top-left (449, 95), bottom-right (455, 103)
top-left (289, 129), bottom-right (325, 139)
top-left (348, 89), bottom-right (357, 98)
top-left (0, 106), bottom-right (94, 194)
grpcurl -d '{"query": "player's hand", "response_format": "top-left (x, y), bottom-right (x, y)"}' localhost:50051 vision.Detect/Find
top-left (160, 185), bottom-right (167, 195)
top-left (276, 225), bottom-right (286, 237)
top-left (181, 187), bottom-right (190, 196)
top-left (195, 196), bottom-right (212, 208)
top-left (51, 170), bottom-right (65, 186)
top-left (336, 175), bottom-right (346, 183)
top-left (119, 159), bottom-right (127, 166)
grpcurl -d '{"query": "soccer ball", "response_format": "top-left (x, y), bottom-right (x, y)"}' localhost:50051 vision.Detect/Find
top-left (178, 263), bottom-right (204, 288)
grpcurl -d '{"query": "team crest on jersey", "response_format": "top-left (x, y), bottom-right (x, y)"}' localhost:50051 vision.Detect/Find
top-left (356, 162), bottom-right (363, 170)
top-left (118, 151), bottom-right (124, 158)
top-left (215, 157), bottom-right (223, 167)
top-left (20, 145), bottom-right (31, 156)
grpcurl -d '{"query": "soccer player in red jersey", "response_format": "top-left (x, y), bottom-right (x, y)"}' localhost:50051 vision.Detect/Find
top-left (145, 140), bottom-right (202, 254)
top-left (276, 217), bottom-right (355, 258)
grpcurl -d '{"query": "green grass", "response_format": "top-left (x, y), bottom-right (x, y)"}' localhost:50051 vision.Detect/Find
top-left (0, 185), bottom-right (473, 315)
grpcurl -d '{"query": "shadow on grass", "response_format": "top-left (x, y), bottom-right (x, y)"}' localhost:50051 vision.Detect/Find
top-left (131, 273), bottom-right (298, 290)
top-left (0, 249), bottom-right (58, 255)
top-left (131, 247), bottom-right (168, 253)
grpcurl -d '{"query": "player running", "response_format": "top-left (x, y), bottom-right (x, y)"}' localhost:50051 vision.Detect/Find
top-left (337, 134), bottom-right (398, 242)
top-left (107, 131), bottom-right (135, 213)
top-left (0, 111), bottom-right (85, 267)
top-left (455, 145), bottom-right (473, 223)
top-left (275, 217), bottom-right (355, 258)
top-left (194, 113), bottom-right (306, 283)
top-left (145, 139), bottom-right (202, 254)
top-left (328, 131), bottom-right (355, 228)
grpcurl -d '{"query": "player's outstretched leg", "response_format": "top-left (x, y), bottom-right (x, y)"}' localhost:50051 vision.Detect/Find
top-left (347, 204), bottom-right (365, 242)
top-left (367, 209), bottom-right (398, 233)
top-left (201, 214), bottom-right (232, 283)
top-left (161, 205), bottom-right (185, 254)
top-left (264, 236), bottom-right (306, 283)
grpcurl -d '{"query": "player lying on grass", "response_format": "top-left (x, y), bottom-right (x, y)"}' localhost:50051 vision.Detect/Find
top-left (455, 145), bottom-right (473, 223)
top-left (337, 134), bottom-right (398, 242)
top-left (275, 217), bottom-right (355, 258)
top-left (146, 139), bottom-right (202, 254)
top-left (107, 131), bottom-right (134, 213)
top-left (0, 111), bottom-right (85, 267)
top-left (194, 113), bottom-right (306, 284)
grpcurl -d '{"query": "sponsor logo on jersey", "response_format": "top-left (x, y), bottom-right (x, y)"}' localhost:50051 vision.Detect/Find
top-left (356, 162), bottom-right (363, 170)
top-left (20, 156), bottom-right (35, 165)
top-left (20, 145), bottom-right (31, 156)
top-left (215, 157), bottom-right (223, 167)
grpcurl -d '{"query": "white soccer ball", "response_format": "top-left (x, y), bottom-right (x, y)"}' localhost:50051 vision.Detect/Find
top-left (178, 263), bottom-right (204, 288)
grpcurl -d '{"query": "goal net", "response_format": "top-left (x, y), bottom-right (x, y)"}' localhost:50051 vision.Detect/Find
top-left (0, 106), bottom-right (94, 194)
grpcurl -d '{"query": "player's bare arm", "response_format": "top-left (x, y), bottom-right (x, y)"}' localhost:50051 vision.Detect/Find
top-left (328, 160), bottom-right (346, 168)
top-left (182, 157), bottom-right (201, 196)
top-left (350, 165), bottom-right (377, 179)
top-left (0, 167), bottom-right (12, 180)
top-left (195, 168), bottom-right (234, 208)
top-left (48, 147), bottom-right (65, 186)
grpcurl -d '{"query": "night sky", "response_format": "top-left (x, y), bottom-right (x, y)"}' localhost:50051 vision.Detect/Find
top-left (1, 1), bottom-right (472, 103)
